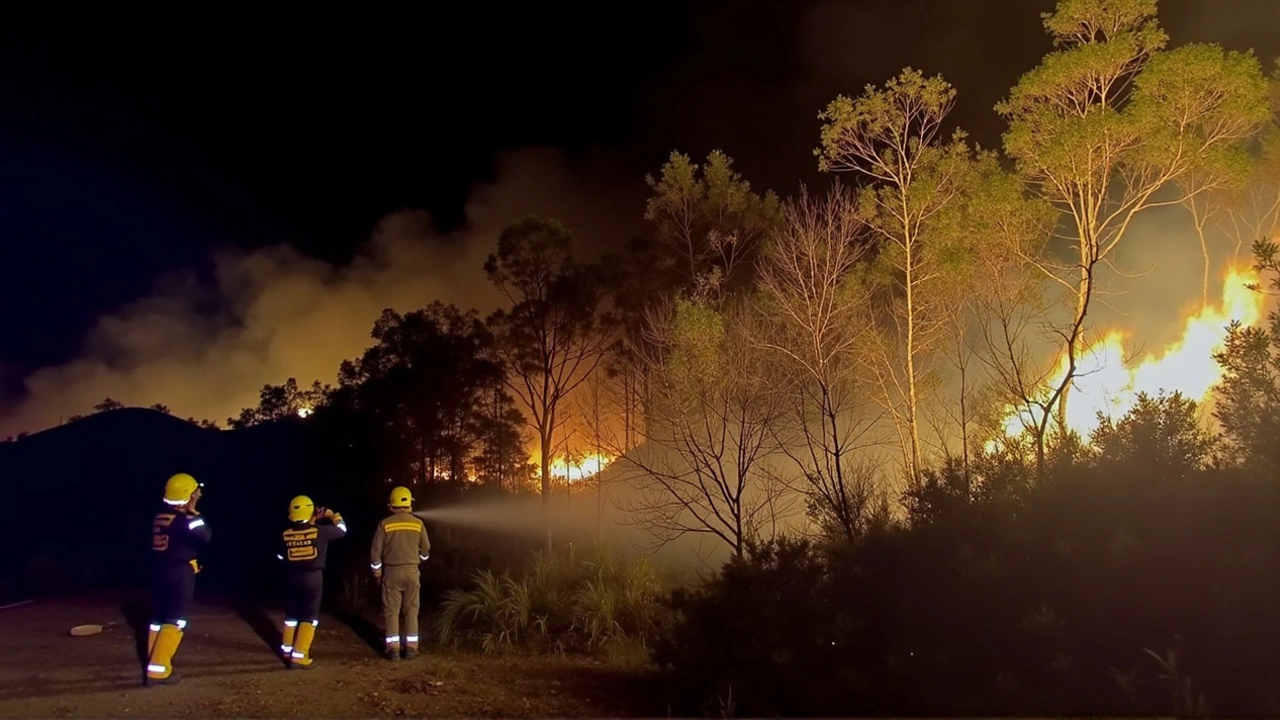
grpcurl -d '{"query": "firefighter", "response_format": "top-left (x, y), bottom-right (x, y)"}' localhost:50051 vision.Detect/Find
top-left (145, 472), bottom-right (211, 686)
top-left (370, 485), bottom-right (430, 660)
top-left (276, 495), bottom-right (347, 669)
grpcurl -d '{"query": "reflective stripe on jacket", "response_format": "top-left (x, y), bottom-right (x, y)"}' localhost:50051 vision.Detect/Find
top-left (369, 510), bottom-right (430, 570)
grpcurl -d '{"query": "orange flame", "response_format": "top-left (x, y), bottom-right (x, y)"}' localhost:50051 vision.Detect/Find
top-left (549, 452), bottom-right (613, 482)
top-left (994, 266), bottom-right (1263, 444)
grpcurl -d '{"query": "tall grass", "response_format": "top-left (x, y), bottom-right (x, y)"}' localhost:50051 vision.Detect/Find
top-left (435, 541), bottom-right (666, 658)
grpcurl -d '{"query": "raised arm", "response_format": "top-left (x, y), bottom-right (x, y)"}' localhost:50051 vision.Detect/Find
top-left (186, 513), bottom-right (212, 545)
top-left (322, 509), bottom-right (348, 541)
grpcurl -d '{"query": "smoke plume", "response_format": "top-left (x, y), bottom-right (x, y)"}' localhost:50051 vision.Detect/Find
top-left (0, 147), bottom-right (640, 438)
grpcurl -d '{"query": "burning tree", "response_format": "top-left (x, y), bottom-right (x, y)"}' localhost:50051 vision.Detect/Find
top-left (995, 0), bottom-right (1271, 469)
top-left (485, 216), bottom-right (611, 550)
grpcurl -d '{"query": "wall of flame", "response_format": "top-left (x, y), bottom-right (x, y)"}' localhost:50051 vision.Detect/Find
top-left (997, 266), bottom-right (1264, 442)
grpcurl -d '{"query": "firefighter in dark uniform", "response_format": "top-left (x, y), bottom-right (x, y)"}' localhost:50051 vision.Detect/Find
top-left (370, 485), bottom-right (431, 660)
top-left (146, 472), bottom-right (211, 686)
top-left (277, 495), bottom-right (347, 669)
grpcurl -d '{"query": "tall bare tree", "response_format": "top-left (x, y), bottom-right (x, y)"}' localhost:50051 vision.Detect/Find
top-left (485, 216), bottom-right (611, 549)
top-left (755, 182), bottom-right (884, 542)
top-left (623, 296), bottom-right (788, 558)
top-left (816, 68), bottom-right (979, 483)
top-left (996, 0), bottom-right (1270, 462)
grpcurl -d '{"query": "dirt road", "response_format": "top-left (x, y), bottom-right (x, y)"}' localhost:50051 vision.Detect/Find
top-left (0, 593), bottom-right (655, 718)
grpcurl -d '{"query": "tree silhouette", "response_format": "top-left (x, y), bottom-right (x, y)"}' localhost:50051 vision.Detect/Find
top-left (228, 378), bottom-right (329, 429)
top-left (93, 397), bottom-right (124, 413)
top-left (485, 216), bottom-right (611, 549)
top-left (338, 303), bottom-right (526, 487)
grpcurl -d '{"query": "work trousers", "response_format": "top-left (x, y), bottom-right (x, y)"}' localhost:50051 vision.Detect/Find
top-left (381, 565), bottom-right (421, 644)
top-left (285, 570), bottom-right (324, 622)
top-left (151, 562), bottom-right (196, 626)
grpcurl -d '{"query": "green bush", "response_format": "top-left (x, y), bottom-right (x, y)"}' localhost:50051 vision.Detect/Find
top-left (435, 541), bottom-right (666, 657)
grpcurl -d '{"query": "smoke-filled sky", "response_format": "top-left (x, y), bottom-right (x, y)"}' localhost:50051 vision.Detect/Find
top-left (1, 0), bottom-right (1278, 436)
top-left (0, 147), bottom-right (642, 434)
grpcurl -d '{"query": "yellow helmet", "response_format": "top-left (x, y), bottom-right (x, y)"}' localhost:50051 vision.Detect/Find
top-left (389, 486), bottom-right (413, 508)
top-left (163, 473), bottom-right (199, 505)
top-left (288, 495), bottom-right (315, 523)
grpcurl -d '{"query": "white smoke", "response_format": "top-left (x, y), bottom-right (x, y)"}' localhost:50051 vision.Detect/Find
top-left (0, 147), bottom-right (641, 437)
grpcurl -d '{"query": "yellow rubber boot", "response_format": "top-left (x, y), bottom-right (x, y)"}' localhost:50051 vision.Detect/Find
top-left (290, 621), bottom-right (316, 669)
top-left (280, 620), bottom-right (298, 664)
top-left (145, 624), bottom-right (184, 685)
top-left (147, 623), bottom-right (161, 656)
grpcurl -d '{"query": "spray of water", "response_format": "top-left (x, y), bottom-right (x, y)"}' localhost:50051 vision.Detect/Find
top-left (411, 492), bottom-right (734, 584)
top-left (412, 496), bottom-right (598, 538)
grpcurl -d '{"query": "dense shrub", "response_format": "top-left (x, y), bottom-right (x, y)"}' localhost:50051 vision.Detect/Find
top-left (435, 542), bottom-right (667, 661)
top-left (652, 537), bottom-right (848, 716)
top-left (655, 394), bottom-right (1280, 717)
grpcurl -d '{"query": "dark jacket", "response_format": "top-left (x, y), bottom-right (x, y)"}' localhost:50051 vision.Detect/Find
top-left (151, 507), bottom-right (212, 568)
top-left (279, 515), bottom-right (348, 572)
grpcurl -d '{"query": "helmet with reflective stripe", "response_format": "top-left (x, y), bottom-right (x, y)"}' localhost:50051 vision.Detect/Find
top-left (389, 486), bottom-right (413, 509)
top-left (163, 473), bottom-right (199, 505)
top-left (288, 495), bottom-right (315, 523)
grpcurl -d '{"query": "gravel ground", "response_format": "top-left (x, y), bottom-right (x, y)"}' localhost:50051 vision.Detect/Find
top-left (0, 593), bottom-right (660, 718)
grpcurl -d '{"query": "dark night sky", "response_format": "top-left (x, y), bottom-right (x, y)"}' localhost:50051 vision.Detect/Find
top-left (1, 0), bottom-right (1278, 429)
